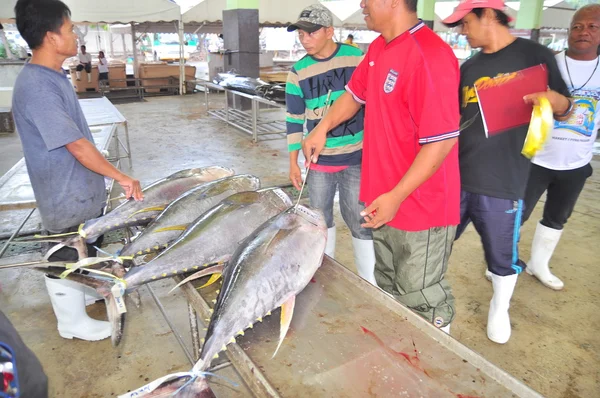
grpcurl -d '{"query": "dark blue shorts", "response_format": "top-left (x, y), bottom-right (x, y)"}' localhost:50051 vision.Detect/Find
top-left (455, 191), bottom-right (526, 276)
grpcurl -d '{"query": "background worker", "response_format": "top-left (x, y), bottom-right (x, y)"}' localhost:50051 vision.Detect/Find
top-left (344, 33), bottom-right (359, 47)
top-left (76, 44), bottom-right (91, 82)
top-left (98, 50), bottom-right (109, 83)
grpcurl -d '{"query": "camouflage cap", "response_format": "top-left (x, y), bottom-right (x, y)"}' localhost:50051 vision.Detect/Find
top-left (287, 4), bottom-right (333, 33)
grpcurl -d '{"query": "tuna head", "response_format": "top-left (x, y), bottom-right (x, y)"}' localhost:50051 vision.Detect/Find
top-left (196, 205), bottom-right (326, 372)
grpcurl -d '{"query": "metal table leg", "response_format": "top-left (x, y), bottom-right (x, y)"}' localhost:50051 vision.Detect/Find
top-left (252, 99), bottom-right (258, 143)
top-left (0, 208), bottom-right (36, 259)
top-left (123, 121), bottom-right (133, 168)
top-left (225, 91), bottom-right (230, 123)
top-left (188, 303), bottom-right (201, 362)
top-left (204, 85), bottom-right (210, 114)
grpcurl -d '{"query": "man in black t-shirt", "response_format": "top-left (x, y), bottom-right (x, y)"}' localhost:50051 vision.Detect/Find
top-left (443, 0), bottom-right (573, 345)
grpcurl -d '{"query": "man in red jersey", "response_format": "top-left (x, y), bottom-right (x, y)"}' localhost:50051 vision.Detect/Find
top-left (303, 0), bottom-right (460, 332)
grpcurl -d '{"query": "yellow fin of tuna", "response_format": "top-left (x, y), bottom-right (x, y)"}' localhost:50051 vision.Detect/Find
top-left (127, 206), bottom-right (165, 219)
top-left (153, 225), bottom-right (189, 233)
top-left (237, 330), bottom-right (244, 336)
top-left (229, 337), bottom-right (236, 344)
top-left (169, 264), bottom-right (224, 293)
top-left (200, 273), bottom-right (222, 289)
top-left (273, 295), bottom-right (296, 358)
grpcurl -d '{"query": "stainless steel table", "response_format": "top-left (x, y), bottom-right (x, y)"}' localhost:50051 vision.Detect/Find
top-left (173, 256), bottom-right (543, 398)
top-left (197, 80), bottom-right (287, 143)
top-left (79, 97), bottom-right (133, 168)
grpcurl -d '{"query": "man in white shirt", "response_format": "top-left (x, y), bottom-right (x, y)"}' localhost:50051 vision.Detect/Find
top-left (523, 4), bottom-right (600, 290)
top-left (76, 44), bottom-right (92, 82)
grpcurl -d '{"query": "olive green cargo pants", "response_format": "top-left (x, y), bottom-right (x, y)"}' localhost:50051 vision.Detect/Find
top-left (373, 225), bottom-right (456, 328)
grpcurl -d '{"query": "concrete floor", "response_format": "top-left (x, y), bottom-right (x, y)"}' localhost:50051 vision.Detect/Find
top-left (0, 94), bottom-right (598, 398)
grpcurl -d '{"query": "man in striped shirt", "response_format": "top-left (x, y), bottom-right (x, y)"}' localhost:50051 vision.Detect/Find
top-left (286, 4), bottom-right (376, 285)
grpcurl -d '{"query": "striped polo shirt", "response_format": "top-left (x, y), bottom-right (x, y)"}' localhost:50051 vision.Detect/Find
top-left (285, 43), bottom-right (365, 166)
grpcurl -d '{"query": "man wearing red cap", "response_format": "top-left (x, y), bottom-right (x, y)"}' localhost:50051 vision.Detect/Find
top-left (443, 0), bottom-right (573, 344)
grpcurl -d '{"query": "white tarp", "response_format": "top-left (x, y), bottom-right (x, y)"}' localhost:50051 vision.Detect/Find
top-left (183, 0), bottom-right (343, 26)
top-left (1, 0), bottom-right (180, 23)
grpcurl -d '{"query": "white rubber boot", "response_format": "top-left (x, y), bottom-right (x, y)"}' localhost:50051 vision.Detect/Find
top-left (352, 237), bottom-right (377, 285)
top-left (83, 286), bottom-right (104, 306)
top-left (487, 273), bottom-right (518, 344)
top-left (526, 223), bottom-right (564, 290)
top-left (485, 269), bottom-right (492, 282)
top-left (45, 275), bottom-right (111, 341)
top-left (76, 71), bottom-right (81, 81)
top-left (325, 227), bottom-right (336, 259)
top-left (87, 72), bottom-right (92, 83)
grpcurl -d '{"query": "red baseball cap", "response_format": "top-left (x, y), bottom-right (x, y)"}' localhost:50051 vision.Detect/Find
top-left (442, 0), bottom-right (513, 25)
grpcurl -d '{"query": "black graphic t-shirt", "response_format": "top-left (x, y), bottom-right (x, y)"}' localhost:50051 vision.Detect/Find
top-left (459, 38), bottom-right (570, 200)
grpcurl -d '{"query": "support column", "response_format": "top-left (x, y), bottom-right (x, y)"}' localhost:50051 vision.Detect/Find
top-left (417, 0), bottom-right (436, 30)
top-left (121, 33), bottom-right (127, 55)
top-left (516, 0), bottom-right (544, 42)
top-left (223, 0), bottom-right (259, 110)
top-left (130, 23), bottom-right (138, 78)
top-left (109, 31), bottom-right (114, 57)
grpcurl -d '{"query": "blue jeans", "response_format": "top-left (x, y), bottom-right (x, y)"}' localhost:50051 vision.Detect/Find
top-left (307, 164), bottom-right (372, 240)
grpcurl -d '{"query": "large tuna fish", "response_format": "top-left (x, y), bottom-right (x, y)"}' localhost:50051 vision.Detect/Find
top-left (35, 167), bottom-right (234, 259)
top-left (119, 174), bottom-right (260, 258)
top-left (195, 205), bottom-right (326, 369)
top-left (121, 205), bottom-right (327, 397)
top-left (42, 187), bottom-right (293, 347)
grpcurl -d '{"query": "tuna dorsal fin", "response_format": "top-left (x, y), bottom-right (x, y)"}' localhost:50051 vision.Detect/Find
top-left (169, 264), bottom-right (224, 293)
top-left (272, 295), bottom-right (296, 358)
top-left (153, 224), bottom-right (189, 233)
top-left (127, 206), bottom-right (166, 219)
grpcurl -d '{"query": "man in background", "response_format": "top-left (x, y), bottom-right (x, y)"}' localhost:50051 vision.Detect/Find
top-left (76, 44), bottom-right (91, 82)
top-left (344, 33), bottom-right (359, 47)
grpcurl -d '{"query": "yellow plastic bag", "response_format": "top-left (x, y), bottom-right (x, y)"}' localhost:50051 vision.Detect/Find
top-left (522, 97), bottom-right (554, 159)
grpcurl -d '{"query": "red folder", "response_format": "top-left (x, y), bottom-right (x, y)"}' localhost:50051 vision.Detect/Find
top-left (475, 64), bottom-right (549, 137)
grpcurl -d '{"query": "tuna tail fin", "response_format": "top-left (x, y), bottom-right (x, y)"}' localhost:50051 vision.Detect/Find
top-left (169, 264), bottom-right (224, 293)
top-left (273, 295), bottom-right (296, 358)
top-left (36, 266), bottom-right (127, 347)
